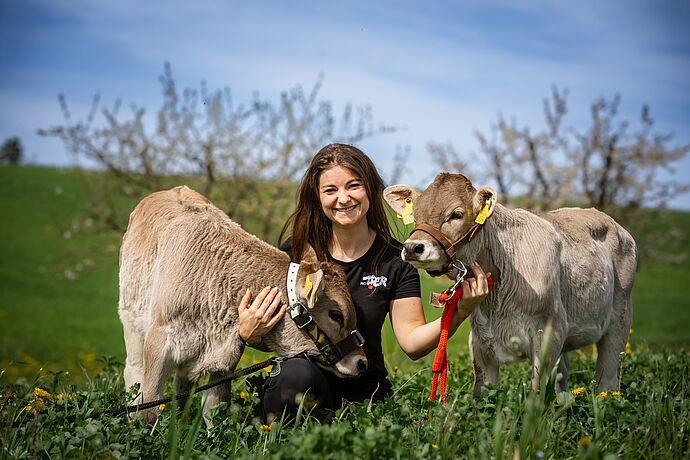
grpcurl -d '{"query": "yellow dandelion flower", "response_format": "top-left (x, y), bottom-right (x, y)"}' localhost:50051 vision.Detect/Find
top-left (571, 387), bottom-right (586, 395)
top-left (26, 402), bottom-right (45, 413)
top-left (579, 436), bottom-right (590, 447)
top-left (629, 329), bottom-right (634, 334)
top-left (393, 366), bottom-right (398, 372)
top-left (260, 424), bottom-right (271, 431)
top-left (252, 359), bottom-right (260, 364)
top-left (597, 391), bottom-right (608, 398)
top-left (611, 391), bottom-right (622, 396)
top-left (240, 391), bottom-right (249, 398)
top-left (432, 444), bottom-right (439, 449)
top-left (625, 342), bottom-right (632, 354)
top-left (33, 387), bottom-right (51, 399)
top-left (159, 404), bottom-right (165, 412)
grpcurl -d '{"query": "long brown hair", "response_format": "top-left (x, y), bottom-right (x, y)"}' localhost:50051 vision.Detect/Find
top-left (279, 143), bottom-right (392, 264)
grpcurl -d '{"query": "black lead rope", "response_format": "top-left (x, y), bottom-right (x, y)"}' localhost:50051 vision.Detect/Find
top-left (2, 353), bottom-right (306, 429)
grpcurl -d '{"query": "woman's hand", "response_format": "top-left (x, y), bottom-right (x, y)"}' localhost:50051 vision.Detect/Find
top-left (238, 286), bottom-right (287, 347)
top-left (455, 263), bottom-right (491, 318)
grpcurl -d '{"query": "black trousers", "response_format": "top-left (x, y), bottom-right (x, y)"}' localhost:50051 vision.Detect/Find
top-left (262, 356), bottom-right (390, 423)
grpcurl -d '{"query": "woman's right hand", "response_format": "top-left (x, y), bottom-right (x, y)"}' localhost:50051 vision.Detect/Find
top-left (455, 263), bottom-right (491, 318)
top-left (238, 286), bottom-right (287, 347)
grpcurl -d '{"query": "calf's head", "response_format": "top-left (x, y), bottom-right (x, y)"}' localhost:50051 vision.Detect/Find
top-left (384, 173), bottom-right (496, 276)
top-left (291, 248), bottom-right (367, 378)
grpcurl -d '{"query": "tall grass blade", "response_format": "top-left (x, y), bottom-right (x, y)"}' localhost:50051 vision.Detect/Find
top-left (167, 392), bottom-right (179, 460)
top-left (182, 404), bottom-right (204, 459)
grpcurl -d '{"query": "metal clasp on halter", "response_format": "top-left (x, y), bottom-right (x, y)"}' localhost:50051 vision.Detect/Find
top-left (444, 261), bottom-right (469, 299)
top-left (288, 301), bottom-right (314, 329)
top-left (350, 330), bottom-right (364, 347)
top-left (296, 315), bottom-right (314, 329)
top-left (288, 300), bottom-right (307, 318)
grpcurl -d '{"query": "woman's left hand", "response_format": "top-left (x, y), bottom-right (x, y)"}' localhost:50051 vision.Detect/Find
top-left (238, 286), bottom-right (286, 347)
top-left (455, 263), bottom-right (491, 317)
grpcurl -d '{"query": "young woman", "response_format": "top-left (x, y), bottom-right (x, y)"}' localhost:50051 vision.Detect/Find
top-left (238, 143), bottom-right (490, 421)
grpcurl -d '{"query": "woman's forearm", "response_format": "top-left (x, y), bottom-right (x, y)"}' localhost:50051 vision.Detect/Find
top-left (402, 308), bottom-right (472, 360)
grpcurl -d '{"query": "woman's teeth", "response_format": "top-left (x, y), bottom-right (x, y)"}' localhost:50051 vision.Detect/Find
top-left (337, 205), bottom-right (357, 212)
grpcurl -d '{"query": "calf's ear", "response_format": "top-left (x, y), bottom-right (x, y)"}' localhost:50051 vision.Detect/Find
top-left (473, 186), bottom-right (497, 222)
top-left (296, 268), bottom-right (324, 309)
top-left (302, 244), bottom-right (318, 264)
top-left (383, 185), bottom-right (420, 215)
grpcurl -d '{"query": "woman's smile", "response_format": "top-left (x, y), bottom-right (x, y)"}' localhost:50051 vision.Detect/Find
top-left (335, 204), bottom-right (358, 213)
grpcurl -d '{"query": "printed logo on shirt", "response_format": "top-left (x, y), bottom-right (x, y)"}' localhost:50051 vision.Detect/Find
top-left (360, 274), bottom-right (387, 290)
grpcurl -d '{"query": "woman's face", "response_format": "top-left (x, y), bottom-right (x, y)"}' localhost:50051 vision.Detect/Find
top-left (318, 165), bottom-right (370, 229)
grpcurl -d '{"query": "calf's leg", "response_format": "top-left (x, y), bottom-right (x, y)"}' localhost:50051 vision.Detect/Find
top-left (121, 320), bottom-right (145, 401)
top-left (201, 370), bottom-right (233, 428)
top-left (594, 296), bottom-right (632, 392)
top-left (141, 324), bottom-right (172, 423)
top-left (469, 330), bottom-right (499, 397)
top-left (530, 319), bottom-right (566, 392)
top-left (554, 352), bottom-right (570, 394)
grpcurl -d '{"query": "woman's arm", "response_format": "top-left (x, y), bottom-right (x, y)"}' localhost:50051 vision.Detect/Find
top-left (389, 264), bottom-right (490, 360)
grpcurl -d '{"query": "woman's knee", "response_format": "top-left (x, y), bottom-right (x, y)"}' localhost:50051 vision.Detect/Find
top-left (262, 357), bottom-right (332, 422)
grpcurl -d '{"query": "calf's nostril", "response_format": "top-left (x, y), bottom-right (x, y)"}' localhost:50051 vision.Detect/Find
top-left (404, 241), bottom-right (426, 259)
top-left (357, 358), bottom-right (368, 372)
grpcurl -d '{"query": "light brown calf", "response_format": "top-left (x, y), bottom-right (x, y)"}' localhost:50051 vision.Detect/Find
top-left (118, 186), bottom-right (366, 422)
top-left (385, 173), bottom-right (636, 395)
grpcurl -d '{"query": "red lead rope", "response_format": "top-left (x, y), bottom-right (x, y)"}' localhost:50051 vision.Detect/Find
top-left (429, 277), bottom-right (493, 405)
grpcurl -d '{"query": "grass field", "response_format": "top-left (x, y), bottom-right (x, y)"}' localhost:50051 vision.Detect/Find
top-left (1, 343), bottom-right (688, 458)
top-left (1, 165), bottom-right (688, 382)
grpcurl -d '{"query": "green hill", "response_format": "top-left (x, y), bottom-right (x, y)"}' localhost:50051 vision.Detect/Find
top-left (1, 165), bottom-right (688, 382)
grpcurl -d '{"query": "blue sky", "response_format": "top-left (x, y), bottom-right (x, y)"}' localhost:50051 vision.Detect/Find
top-left (2, 0), bottom-right (689, 208)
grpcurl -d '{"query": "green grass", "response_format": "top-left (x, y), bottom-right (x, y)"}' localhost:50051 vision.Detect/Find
top-left (631, 263), bottom-right (690, 346)
top-left (0, 164), bottom-right (689, 383)
top-left (0, 166), bottom-right (128, 381)
top-left (1, 347), bottom-right (687, 458)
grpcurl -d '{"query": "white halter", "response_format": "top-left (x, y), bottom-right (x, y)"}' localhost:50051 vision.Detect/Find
top-left (286, 262), bottom-right (302, 318)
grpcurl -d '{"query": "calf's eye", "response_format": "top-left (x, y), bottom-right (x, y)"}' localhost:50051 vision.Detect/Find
top-left (328, 310), bottom-right (344, 326)
top-left (451, 210), bottom-right (464, 220)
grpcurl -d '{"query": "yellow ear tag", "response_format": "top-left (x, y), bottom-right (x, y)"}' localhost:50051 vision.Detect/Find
top-left (305, 275), bottom-right (313, 298)
top-left (401, 198), bottom-right (415, 225)
top-left (474, 199), bottom-right (492, 225)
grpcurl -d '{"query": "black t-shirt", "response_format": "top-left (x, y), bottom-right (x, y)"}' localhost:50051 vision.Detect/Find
top-left (281, 233), bottom-right (421, 402)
